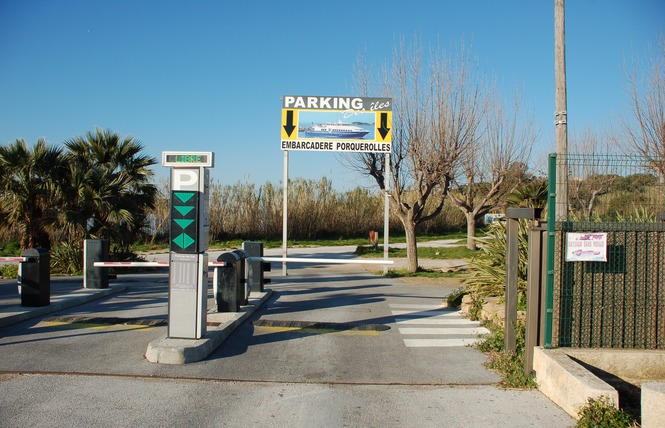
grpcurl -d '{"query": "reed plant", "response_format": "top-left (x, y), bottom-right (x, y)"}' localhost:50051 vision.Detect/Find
top-left (149, 178), bottom-right (466, 242)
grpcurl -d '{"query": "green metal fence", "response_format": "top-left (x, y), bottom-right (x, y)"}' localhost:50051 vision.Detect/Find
top-left (546, 153), bottom-right (665, 349)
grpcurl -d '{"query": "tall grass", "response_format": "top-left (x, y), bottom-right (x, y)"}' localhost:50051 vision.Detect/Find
top-left (150, 177), bottom-right (466, 242)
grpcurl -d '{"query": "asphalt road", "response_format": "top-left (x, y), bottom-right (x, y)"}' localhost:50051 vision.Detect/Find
top-left (0, 248), bottom-right (575, 427)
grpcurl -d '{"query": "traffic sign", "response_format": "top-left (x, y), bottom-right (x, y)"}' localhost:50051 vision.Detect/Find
top-left (170, 190), bottom-right (199, 253)
top-left (281, 95), bottom-right (392, 152)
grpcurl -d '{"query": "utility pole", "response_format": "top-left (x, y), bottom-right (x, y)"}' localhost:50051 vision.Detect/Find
top-left (554, 0), bottom-right (568, 220)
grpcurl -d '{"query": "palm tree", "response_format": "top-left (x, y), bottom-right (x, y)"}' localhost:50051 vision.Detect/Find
top-left (61, 129), bottom-right (157, 248)
top-left (506, 179), bottom-right (548, 209)
top-left (0, 139), bottom-right (66, 249)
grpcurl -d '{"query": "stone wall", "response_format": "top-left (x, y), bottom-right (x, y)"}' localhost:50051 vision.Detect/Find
top-left (459, 295), bottom-right (525, 327)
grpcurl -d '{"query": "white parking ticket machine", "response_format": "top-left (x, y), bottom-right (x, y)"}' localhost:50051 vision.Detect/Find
top-left (162, 151), bottom-right (213, 339)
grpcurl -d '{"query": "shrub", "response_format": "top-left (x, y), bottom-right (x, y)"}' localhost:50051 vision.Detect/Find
top-left (0, 264), bottom-right (18, 278)
top-left (0, 241), bottom-right (21, 278)
top-left (474, 320), bottom-right (537, 389)
top-left (576, 396), bottom-right (637, 428)
top-left (50, 241), bottom-right (84, 275)
top-left (461, 220), bottom-right (529, 298)
top-left (446, 288), bottom-right (467, 308)
top-left (468, 297), bottom-right (483, 321)
top-left (0, 241), bottom-right (20, 256)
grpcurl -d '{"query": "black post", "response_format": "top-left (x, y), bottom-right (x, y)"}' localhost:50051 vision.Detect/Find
top-left (232, 249), bottom-right (248, 305)
top-left (19, 248), bottom-right (50, 307)
top-left (243, 241), bottom-right (268, 292)
top-left (84, 239), bottom-right (109, 289)
top-left (215, 252), bottom-right (245, 312)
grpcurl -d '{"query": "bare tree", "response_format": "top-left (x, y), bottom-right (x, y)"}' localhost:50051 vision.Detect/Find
top-left (149, 178), bottom-right (170, 244)
top-left (345, 38), bottom-right (482, 272)
top-left (448, 91), bottom-right (535, 249)
top-left (568, 127), bottom-right (617, 220)
top-left (619, 33), bottom-right (665, 183)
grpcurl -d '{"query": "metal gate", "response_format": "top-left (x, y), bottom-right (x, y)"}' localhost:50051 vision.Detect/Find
top-left (545, 153), bottom-right (665, 349)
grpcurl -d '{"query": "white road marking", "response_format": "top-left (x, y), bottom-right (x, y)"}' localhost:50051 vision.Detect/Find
top-left (390, 310), bottom-right (461, 317)
top-left (389, 304), bottom-right (488, 348)
top-left (404, 338), bottom-right (482, 347)
top-left (398, 327), bottom-right (490, 335)
top-left (395, 318), bottom-right (480, 325)
top-left (387, 304), bottom-right (445, 309)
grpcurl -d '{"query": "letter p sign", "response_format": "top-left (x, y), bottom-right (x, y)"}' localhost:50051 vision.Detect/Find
top-left (172, 168), bottom-right (200, 191)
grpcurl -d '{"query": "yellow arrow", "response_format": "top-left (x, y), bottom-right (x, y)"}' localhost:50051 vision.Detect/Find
top-left (376, 111), bottom-right (392, 142)
top-left (281, 109), bottom-right (298, 140)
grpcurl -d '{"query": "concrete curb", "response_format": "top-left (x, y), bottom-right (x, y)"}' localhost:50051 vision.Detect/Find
top-left (0, 285), bottom-right (127, 328)
top-left (533, 347), bottom-right (618, 418)
top-left (642, 382), bottom-right (665, 428)
top-left (145, 290), bottom-right (273, 364)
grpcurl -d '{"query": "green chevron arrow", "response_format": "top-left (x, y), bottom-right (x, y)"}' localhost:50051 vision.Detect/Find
top-left (174, 191), bottom-right (196, 203)
top-left (173, 233), bottom-right (196, 249)
top-left (174, 219), bottom-right (195, 229)
top-left (174, 206), bottom-right (195, 216)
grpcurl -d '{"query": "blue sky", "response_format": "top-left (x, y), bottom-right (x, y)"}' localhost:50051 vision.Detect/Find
top-left (1, 1), bottom-right (663, 190)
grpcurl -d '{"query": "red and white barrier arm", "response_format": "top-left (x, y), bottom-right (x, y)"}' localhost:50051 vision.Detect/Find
top-left (0, 257), bottom-right (32, 263)
top-left (92, 258), bottom-right (392, 268)
top-left (92, 261), bottom-right (229, 268)
top-left (248, 257), bottom-right (394, 265)
top-left (93, 261), bottom-right (169, 268)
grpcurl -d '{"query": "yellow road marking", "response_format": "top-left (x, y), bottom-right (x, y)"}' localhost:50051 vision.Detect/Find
top-left (255, 325), bottom-right (379, 336)
top-left (39, 321), bottom-right (155, 332)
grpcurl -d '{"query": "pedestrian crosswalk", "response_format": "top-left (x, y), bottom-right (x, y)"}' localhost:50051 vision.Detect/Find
top-left (389, 303), bottom-right (490, 348)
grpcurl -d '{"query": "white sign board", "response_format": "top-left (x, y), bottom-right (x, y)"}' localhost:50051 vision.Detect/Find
top-left (565, 232), bottom-right (608, 262)
top-left (281, 95), bottom-right (392, 152)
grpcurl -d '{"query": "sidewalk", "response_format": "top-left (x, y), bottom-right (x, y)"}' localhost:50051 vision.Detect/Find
top-left (0, 276), bottom-right (126, 329)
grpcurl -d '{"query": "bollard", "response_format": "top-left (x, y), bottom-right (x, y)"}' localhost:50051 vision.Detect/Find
top-left (84, 239), bottom-right (109, 289)
top-left (18, 248), bottom-right (50, 307)
top-left (215, 250), bottom-right (247, 312)
top-left (231, 249), bottom-right (249, 303)
top-left (242, 241), bottom-right (270, 292)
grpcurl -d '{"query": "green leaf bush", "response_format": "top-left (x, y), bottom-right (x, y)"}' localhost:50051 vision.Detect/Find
top-left (461, 220), bottom-right (529, 298)
top-left (576, 396), bottom-right (637, 427)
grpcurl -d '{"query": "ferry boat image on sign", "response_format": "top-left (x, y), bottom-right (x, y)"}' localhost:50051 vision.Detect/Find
top-left (302, 121), bottom-right (370, 139)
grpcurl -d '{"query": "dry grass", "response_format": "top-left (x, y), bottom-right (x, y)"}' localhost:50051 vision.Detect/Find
top-left (150, 178), bottom-right (466, 241)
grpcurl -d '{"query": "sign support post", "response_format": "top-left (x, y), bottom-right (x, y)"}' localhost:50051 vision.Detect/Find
top-left (162, 151), bottom-right (214, 340)
top-left (282, 150), bottom-right (289, 276)
top-left (280, 95), bottom-right (393, 276)
top-left (384, 153), bottom-right (391, 274)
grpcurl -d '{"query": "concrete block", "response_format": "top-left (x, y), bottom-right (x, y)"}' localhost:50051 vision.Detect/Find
top-left (145, 290), bottom-right (272, 364)
top-left (533, 347), bottom-right (618, 418)
top-left (564, 349), bottom-right (665, 382)
top-left (642, 382), bottom-right (665, 428)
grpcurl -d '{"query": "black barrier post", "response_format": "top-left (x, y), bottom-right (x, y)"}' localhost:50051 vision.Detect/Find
top-left (19, 248), bottom-right (50, 307)
top-left (242, 241), bottom-right (270, 292)
top-left (215, 251), bottom-right (247, 312)
top-left (84, 239), bottom-right (109, 289)
top-left (231, 249), bottom-right (249, 304)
